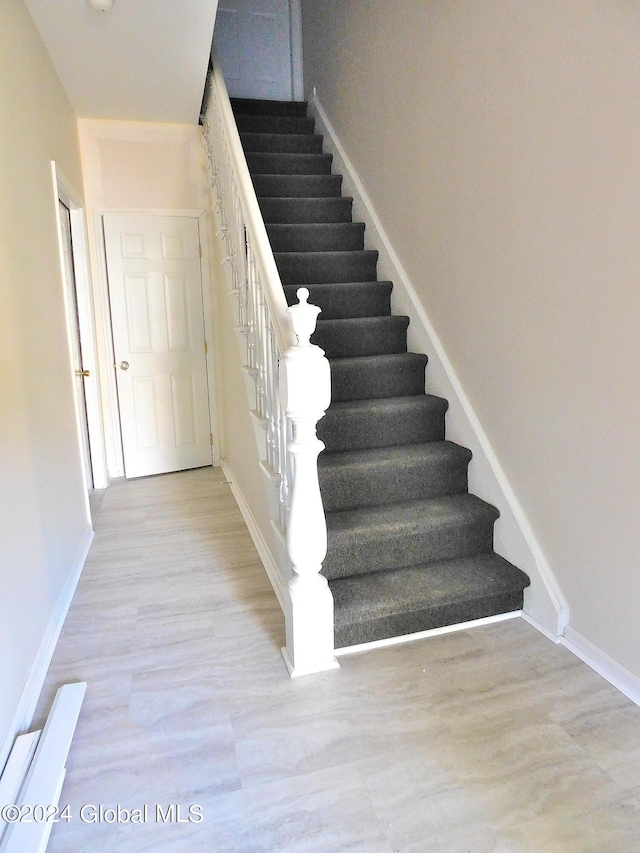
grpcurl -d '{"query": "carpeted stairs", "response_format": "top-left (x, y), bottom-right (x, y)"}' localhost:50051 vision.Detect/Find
top-left (231, 97), bottom-right (530, 648)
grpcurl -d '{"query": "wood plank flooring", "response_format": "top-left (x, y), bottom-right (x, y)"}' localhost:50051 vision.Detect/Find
top-left (34, 467), bottom-right (640, 851)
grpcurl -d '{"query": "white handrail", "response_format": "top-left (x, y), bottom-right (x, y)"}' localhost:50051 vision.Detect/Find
top-left (201, 59), bottom-right (338, 676)
top-left (208, 57), bottom-right (293, 354)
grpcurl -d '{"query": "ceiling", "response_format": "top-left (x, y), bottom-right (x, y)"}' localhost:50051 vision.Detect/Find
top-left (24, 0), bottom-right (219, 123)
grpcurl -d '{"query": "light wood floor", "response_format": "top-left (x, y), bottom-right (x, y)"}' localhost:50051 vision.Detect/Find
top-left (36, 467), bottom-right (640, 852)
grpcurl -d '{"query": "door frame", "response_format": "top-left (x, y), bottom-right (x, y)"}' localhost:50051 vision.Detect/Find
top-left (52, 162), bottom-right (109, 496)
top-left (289, 0), bottom-right (304, 100)
top-left (98, 209), bottom-right (220, 478)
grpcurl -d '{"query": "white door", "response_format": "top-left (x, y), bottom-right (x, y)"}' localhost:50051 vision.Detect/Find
top-left (104, 213), bottom-right (213, 479)
top-left (59, 200), bottom-right (94, 492)
top-left (214, 0), bottom-right (294, 100)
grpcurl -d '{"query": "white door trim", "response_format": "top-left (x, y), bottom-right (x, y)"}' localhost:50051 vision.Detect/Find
top-left (289, 0), bottom-right (304, 100)
top-left (198, 210), bottom-right (221, 465)
top-left (97, 208), bottom-right (219, 476)
top-left (51, 162), bottom-right (108, 496)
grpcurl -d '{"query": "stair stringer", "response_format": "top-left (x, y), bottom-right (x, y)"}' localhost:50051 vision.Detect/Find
top-left (309, 91), bottom-right (568, 641)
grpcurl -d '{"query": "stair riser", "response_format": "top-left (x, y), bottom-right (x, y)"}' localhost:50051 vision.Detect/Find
top-left (329, 552), bottom-right (530, 648)
top-left (275, 251), bottom-right (378, 284)
top-left (318, 402), bottom-right (446, 453)
top-left (284, 282), bottom-right (391, 319)
top-left (333, 590), bottom-right (525, 647)
top-left (246, 152), bottom-right (333, 175)
top-left (323, 521), bottom-right (495, 580)
top-left (267, 224), bottom-right (365, 253)
top-left (235, 115), bottom-right (315, 135)
top-left (260, 197), bottom-right (353, 224)
top-left (312, 317), bottom-right (408, 358)
top-left (330, 355), bottom-right (426, 401)
top-left (319, 459), bottom-right (469, 512)
top-left (253, 174), bottom-right (343, 198)
top-left (232, 99), bottom-right (308, 117)
top-left (241, 133), bottom-right (324, 154)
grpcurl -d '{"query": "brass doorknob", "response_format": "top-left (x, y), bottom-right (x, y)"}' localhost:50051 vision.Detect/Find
top-left (119, 361), bottom-right (130, 371)
top-left (75, 369), bottom-right (90, 378)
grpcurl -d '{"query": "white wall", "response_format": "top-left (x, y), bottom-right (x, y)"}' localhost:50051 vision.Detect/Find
top-left (78, 120), bottom-right (213, 477)
top-left (301, 0), bottom-right (640, 678)
top-left (0, 0), bottom-right (92, 768)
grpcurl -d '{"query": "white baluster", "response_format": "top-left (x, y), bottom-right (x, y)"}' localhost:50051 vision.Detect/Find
top-left (280, 288), bottom-right (338, 676)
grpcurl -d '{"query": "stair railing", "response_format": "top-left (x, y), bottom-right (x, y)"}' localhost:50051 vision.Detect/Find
top-left (201, 58), bottom-right (338, 676)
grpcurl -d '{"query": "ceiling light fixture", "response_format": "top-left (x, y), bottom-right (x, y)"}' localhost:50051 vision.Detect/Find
top-left (89, 0), bottom-right (114, 12)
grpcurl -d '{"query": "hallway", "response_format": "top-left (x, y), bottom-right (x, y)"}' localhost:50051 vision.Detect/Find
top-left (36, 468), bottom-right (640, 852)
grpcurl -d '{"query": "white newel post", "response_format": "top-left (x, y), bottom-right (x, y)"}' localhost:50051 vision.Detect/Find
top-left (280, 289), bottom-right (339, 676)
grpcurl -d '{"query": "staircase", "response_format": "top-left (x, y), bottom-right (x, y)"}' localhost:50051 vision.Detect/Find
top-left (231, 97), bottom-right (530, 649)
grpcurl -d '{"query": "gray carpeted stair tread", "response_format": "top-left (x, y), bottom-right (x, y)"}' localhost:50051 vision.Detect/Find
top-left (318, 395), bottom-right (448, 453)
top-left (323, 494), bottom-right (500, 580)
top-left (241, 133), bottom-right (323, 154)
top-left (253, 174), bottom-right (343, 198)
top-left (275, 250), bottom-right (379, 284)
top-left (312, 315), bottom-right (409, 358)
top-left (319, 441), bottom-right (471, 511)
top-left (231, 98), bottom-right (308, 117)
top-left (246, 151), bottom-right (334, 175)
top-left (267, 223), bottom-right (365, 253)
top-left (283, 281), bottom-right (391, 319)
top-left (260, 197), bottom-right (354, 224)
top-left (235, 114), bottom-right (315, 135)
top-left (331, 554), bottom-right (531, 647)
top-left (329, 352), bottom-right (426, 399)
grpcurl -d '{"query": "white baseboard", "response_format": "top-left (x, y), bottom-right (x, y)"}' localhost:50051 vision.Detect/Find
top-left (221, 460), bottom-right (286, 611)
top-left (309, 92), bottom-right (568, 640)
top-left (1, 682), bottom-right (86, 853)
top-left (335, 611), bottom-right (521, 657)
top-left (520, 611), bottom-right (562, 644)
top-left (0, 525), bottom-right (94, 775)
top-left (562, 626), bottom-right (640, 708)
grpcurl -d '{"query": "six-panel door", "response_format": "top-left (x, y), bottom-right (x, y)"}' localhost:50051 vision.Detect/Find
top-left (104, 213), bottom-right (212, 478)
